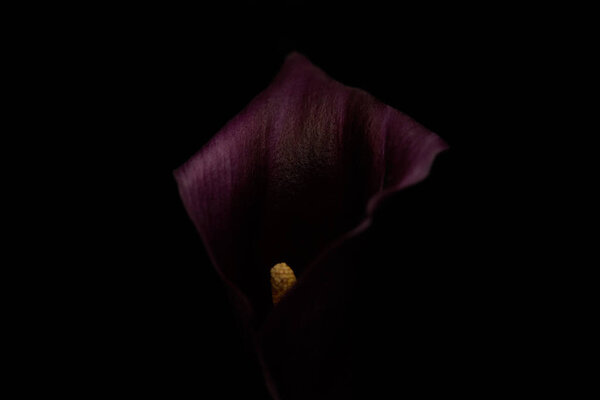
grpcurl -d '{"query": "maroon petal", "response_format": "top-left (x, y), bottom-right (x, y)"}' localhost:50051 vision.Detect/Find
top-left (174, 52), bottom-right (448, 398)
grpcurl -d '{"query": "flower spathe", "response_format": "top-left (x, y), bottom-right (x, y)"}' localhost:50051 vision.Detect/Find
top-left (174, 52), bottom-right (448, 399)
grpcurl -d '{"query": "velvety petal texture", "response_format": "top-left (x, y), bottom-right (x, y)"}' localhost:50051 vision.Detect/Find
top-left (174, 52), bottom-right (448, 399)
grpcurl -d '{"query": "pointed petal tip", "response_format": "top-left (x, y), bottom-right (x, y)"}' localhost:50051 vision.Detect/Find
top-left (282, 51), bottom-right (317, 72)
top-left (285, 51), bottom-right (306, 61)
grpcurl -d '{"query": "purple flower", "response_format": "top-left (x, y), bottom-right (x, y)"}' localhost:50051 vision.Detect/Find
top-left (174, 52), bottom-right (448, 399)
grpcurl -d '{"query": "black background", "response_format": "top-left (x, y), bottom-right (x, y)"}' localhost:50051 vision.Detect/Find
top-left (44, 1), bottom-right (557, 397)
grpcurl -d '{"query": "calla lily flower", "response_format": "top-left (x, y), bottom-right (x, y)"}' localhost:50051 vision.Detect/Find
top-left (174, 52), bottom-right (448, 399)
